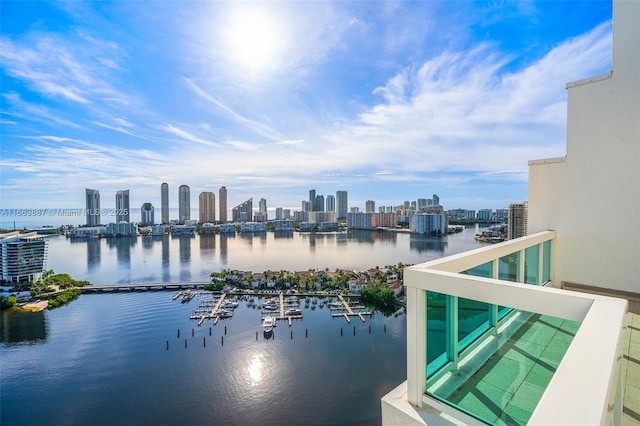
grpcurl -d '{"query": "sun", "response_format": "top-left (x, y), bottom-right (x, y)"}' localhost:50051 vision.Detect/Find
top-left (223, 6), bottom-right (286, 76)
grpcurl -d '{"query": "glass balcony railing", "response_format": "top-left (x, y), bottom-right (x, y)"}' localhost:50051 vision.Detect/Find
top-left (395, 231), bottom-right (627, 426)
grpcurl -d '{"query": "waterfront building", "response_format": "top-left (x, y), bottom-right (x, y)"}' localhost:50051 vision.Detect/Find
top-left (199, 192), bottom-right (215, 224)
top-left (319, 222), bottom-right (338, 232)
top-left (240, 221), bottom-right (266, 232)
top-left (326, 195), bottom-right (335, 212)
top-left (0, 231), bottom-right (47, 283)
top-left (347, 212), bottom-right (375, 230)
top-left (382, 2), bottom-right (639, 424)
top-left (336, 191), bottom-right (348, 220)
top-left (232, 198), bottom-right (252, 223)
top-left (309, 189), bottom-right (316, 206)
top-left (365, 200), bottom-right (375, 213)
top-left (219, 223), bottom-right (236, 233)
top-left (275, 207), bottom-right (284, 220)
top-left (171, 224), bottom-right (195, 235)
top-left (161, 182), bottom-right (169, 224)
top-left (309, 211), bottom-right (335, 224)
top-left (465, 210), bottom-right (476, 220)
top-left (150, 225), bottom-right (165, 236)
top-left (115, 190), bottom-right (130, 223)
top-left (273, 219), bottom-right (294, 231)
top-left (104, 222), bottom-right (137, 237)
top-left (140, 203), bottom-right (154, 226)
top-left (508, 202), bottom-right (528, 239)
top-left (298, 222), bottom-right (317, 232)
top-left (178, 185), bottom-right (190, 224)
top-left (495, 209), bottom-right (508, 221)
top-left (293, 210), bottom-right (308, 222)
top-left (85, 188), bottom-right (100, 226)
top-left (409, 213), bottom-right (446, 235)
top-left (477, 208), bottom-right (493, 221)
top-left (377, 212), bottom-right (398, 228)
top-left (314, 195), bottom-right (325, 212)
top-left (219, 186), bottom-right (227, 223)
top-left (258, 198), bottom-right (267, 220)
top-left (253, 212), bottom-right (266, 222)
top-left (69, 226), bottom-right (101, 238)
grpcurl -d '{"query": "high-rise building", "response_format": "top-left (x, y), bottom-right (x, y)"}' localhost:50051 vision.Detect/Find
top-left (115, 189), bottom-right (130, 223)
top-left (275, 207), bottom-right (284, 220)
top-left (259, 198), bottom-right (267, 220)
top-left (309, 189), bottom-right (316, 207)
top-left (140, 203), bottom-right (154, 226)
top-left (232, 198), bottom-right (253, 222)
top-left (0, 232), bottom-right (48, 283)
top-left (432, 194), bottom-right (440, 207)
top-left (508, 202), bottom-right (528, 239)
top-left (314, 195), bottom-right (324, 212)
top-left (417, 198), bottom-right (428, 212)
top-left (219, 186), bottom-right (228, 223)
top-left (85, 188), bottom-right (100, 226)
top-left (301, 200), bottom-right (312, 212)
top-left (326, 195), bottom-right (335, 212)
top-left (365, 200), bottom-right (375, 213)
top-left (161, 183), bottom-right (169, 224)
top-left (178, 185), bottom-right (190, 224)
top-left (199, 192), bottom-right (215, 224)
top-left (336, 191), bottom-right (348, 220)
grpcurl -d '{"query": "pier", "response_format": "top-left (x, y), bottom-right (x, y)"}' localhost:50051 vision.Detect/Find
top-left (260, 293), bottom-right (303, 326)
top-left (331, 294), bottom-right (372, 323)
top-left (189, 294), bottom-right (234, 325)
top-left (81, 282), bottom-right (207, 293)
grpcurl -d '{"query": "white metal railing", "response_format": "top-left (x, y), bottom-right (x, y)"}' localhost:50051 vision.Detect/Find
top-left (403, 231), bottom-right (627, 425)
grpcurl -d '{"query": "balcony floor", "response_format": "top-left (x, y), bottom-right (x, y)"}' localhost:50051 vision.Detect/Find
top-left (442, 310), bottom-right (640, 426)
top-left (447, 314), bottom-right (580, 425)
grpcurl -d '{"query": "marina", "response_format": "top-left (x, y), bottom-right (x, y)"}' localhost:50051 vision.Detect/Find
top-left (330, 294), bottom-right (373, 323)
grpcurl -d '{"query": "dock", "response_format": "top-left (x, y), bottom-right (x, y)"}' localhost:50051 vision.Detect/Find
top-left (330, 294), bottom-right (372, 322)
top-left (260, 294), bottom-right (303, 327)
top-left (190, 294), bottom-right (230, 325)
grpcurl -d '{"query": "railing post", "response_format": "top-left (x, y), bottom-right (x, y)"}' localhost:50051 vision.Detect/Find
top-left (519, 249), bottom-right (525, 283)
top-left (490, 260), bottom-right (499, 327)
top-left (446, 295), bottom-right (458, 370)
top-left (538, 243), bottom-right (544, 285)
top-left (406, 285), bottom-right (426, 406)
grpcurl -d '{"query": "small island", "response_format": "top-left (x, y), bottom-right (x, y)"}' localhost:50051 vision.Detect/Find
top-left (0, 270), bottom-right (92, 311)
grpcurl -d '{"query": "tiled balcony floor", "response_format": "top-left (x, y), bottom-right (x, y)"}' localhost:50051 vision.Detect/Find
top-left (446, 314), bottom-right (580, 425)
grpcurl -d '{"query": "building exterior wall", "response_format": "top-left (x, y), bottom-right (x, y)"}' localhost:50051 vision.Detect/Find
top-left (199, 192), bottom-right (215, 224)
top-left (85, 188), bottom-right (100, 226)
top-left (140, 203), bottom-right (154, 226)
top-left (161, 182), bottom-right (169, 224)
top-left (0, 233), bottom-right (47, 283)
top-left (178, 185), bottom-right (190, 224)
top-left (528, 0), bottom-right (639, 294)
top-left (218, 186), bottom-right (227, 223)
top-left (336, 191), bottom-right (348, 219)
top-left (115, 189), bottom-right (130, 223)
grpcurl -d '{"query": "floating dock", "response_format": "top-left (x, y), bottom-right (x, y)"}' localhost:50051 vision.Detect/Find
top-left (330, 294), bottom-right (372, 322)
top-left (190, 294), bottom-right (233, 325)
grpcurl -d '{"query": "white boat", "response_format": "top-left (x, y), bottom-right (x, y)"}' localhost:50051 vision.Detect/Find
top-left (221, 301), bottom-right (239, 309)
top-left (262, 302), bottom-right (279, 310)
top-left (217, 309), bottom-right (233, 318)
top-left (284, 308), bottom-right (302, 316)
top-left (262, 316), bottom-right (274, 332)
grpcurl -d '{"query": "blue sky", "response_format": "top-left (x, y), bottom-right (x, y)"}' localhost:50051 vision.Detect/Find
top-left (1, 1), bottom-right (613, 215)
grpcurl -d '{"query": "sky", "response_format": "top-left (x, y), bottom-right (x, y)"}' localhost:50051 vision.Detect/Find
top-left (0, 0), bottom-right (613, 217)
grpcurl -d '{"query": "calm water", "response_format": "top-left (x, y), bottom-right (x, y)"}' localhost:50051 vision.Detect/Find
top-left (44, 227), bottom-right (485, 284)
top-left (1, 227), bottom-right (485, 425)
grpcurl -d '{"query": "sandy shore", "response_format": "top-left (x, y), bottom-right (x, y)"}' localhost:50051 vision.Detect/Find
top-left (20, 300), bottom-right (48, 312)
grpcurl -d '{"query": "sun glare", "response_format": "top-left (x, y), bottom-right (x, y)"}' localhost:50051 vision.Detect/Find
top-left (223, 8), bottom-right (286, 76)
top-left (247, 355), bottom-right (264, 385)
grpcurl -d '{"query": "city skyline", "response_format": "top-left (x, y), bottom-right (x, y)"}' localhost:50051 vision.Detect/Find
top-left (0, 2), bottom-right (612, 211)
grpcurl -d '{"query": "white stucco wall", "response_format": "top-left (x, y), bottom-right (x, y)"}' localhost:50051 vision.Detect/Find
top-left (528, 0), bottom-right (639, 294)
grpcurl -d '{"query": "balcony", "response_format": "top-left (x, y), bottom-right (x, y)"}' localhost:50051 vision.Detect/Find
top-left (382, 231), bottom-right (633, 425)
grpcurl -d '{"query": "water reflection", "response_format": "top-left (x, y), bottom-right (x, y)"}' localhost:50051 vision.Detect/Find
top-left (247, 354), bottom-right (264, 386)
top-left (106, 237), bottom-right (137, 267)
top-left (176, 234), bottom-right (193, 264)
top-left (274, 230), bottom-right (294, 239)
top-left (409, 234), bottom-right (447, 253)
top-left (0, 309), bottom-right (47, 345)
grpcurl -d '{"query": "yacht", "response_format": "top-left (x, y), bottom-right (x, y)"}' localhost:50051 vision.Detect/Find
top-left (284, 308), bottom-right (302, 316)
top-left (262, 316), bottom-right (275, 333)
